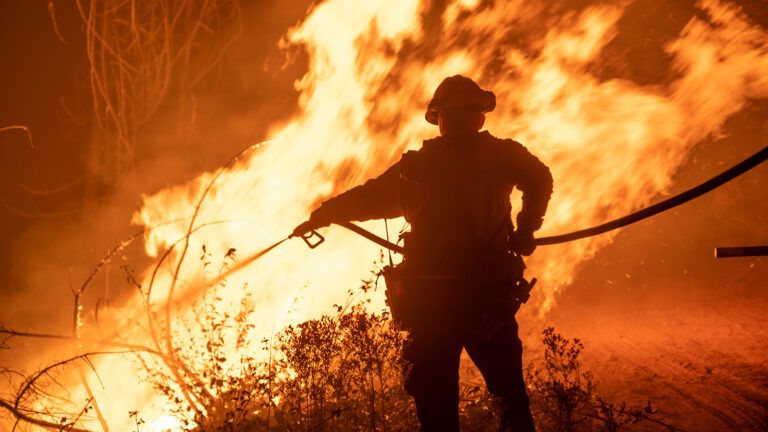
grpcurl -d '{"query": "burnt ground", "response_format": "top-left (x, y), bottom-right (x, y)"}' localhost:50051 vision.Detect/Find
top-left (547, 292), bottom-right (768, 431)
top-left (460, 290), bottom-right (768, 431)
top-left (485, 130), bottom-right (768, 431)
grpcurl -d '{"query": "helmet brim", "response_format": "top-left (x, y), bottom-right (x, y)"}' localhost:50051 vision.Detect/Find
top-left (424, 90), bottom-right (496, 125)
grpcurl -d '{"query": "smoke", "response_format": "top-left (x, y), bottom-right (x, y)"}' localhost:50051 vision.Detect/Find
top-left (2, 1), bottom-right (310, 327)
top-left (1, 0), bottom-right (767, 428)
top-left (565, 0), bottom-right (768, 304)
top-left (5, 0), bottom-right (764, 346)
top-left (1, 1), bottom-right (317, 426)
top-left (0, 3), bottom-right (314, 424)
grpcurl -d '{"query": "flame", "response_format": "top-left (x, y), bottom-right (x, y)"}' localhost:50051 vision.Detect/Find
top-left (135, 0), bottom-right (768, 314)
top-left (49, 0), bottom-right (768, 428)
top-left (147, 415), bottom-right (183, 432)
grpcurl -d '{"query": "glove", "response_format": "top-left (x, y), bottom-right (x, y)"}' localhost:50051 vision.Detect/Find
top-left (510, 230), bottom-right (536, 256)
top-left (290, 203), bottom-right (334, 238)
top-left (291, 220), bottom-right (317, 238)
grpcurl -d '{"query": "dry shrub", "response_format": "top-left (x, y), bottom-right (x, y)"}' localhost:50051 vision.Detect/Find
top-left (137, 248), bottom-right (264, 431)
top-left (261, 302), bottom-right (416, 431)
top-left (139, 277), bottom-right (666, 431)
top-left (60, 246), bottom-right (663, 432)
top-left (457, 384), bottom-right (500, 431)
top-left (526, 327), bottom-right (596, 431)
top-left (137, 257), bottom-right (416, 431)
top-left (2, 274), bottom-right (664, 432)
top-left (526, 327), bottom-right (660, 432)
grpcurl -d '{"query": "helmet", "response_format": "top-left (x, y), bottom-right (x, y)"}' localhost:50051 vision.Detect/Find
top-left (425, 75), bottom-right (496, 125)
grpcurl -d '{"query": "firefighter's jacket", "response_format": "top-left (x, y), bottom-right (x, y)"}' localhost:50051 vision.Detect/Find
top-left (313, 131), bottom-right (553, 274)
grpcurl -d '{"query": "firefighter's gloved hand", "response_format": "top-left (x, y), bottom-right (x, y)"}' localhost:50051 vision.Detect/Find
top-left (510, 230), bottom-right (536, 256)
top-left (291, 220), bottom-right (317, 238)
top-left (290, 204), bottom-right (333, 238)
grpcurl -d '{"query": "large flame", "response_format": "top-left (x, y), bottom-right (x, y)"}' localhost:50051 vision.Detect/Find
top-left (135, 0), bottom-right (768, 314)
top-left (49, 0), bottom-right (768, 428)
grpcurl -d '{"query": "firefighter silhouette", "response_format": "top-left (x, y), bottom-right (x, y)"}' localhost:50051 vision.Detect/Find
top-left (293, 75), bottom-right (553, 431)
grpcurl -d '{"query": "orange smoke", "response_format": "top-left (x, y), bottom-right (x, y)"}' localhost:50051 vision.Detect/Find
top-left (50, 0), bottom-right (768, 428)
top-left (136, 0), bottom-right (768, 314)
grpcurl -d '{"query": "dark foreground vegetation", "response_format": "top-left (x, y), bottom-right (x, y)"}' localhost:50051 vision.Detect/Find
top-left (135, 274), bottom-right (671, 432)
top-left (0, 250), bottom-right (681, 432)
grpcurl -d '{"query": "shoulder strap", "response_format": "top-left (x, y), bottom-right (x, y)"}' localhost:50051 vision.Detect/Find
top-left (489, 205), bottom-right (515, 250)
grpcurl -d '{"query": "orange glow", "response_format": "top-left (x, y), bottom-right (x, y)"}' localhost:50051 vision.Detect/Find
top-left (58, 0), bottom-right (768, 427)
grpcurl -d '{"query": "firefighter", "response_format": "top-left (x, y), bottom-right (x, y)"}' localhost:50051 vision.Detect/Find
top-left (293, 75), bottom-right (553, 431)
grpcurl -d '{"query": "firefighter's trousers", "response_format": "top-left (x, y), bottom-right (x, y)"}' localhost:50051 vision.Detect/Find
top-left (401, 277), bottom-right (535, 432)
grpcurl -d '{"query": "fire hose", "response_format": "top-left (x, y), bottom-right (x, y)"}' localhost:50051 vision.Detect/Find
top-left (227, 143), bottom-right (768, 279)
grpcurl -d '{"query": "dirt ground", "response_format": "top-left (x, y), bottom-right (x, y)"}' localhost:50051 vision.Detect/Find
top-left (520, 291), bottom-right (768, 431)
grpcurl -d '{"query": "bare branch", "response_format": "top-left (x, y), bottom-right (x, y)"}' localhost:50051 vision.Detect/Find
top-left (0, 328), bottom-right (163, 357)
top-left (0, 197), bottom-right (79, 219)
top-left (79, 371), bottom-right (109, 432)
top-left (0, 125), bottom-right (34, 148)
top-left (73, 0), bottom-right (240, 173)
top-left (20, 175), bottom-right (87, 196)
top-left (0, 398), bottom-right (89, 432)
top-left (47, 0), bottom-right (67, 44)
top-left (3, 351), bottom-right (142, 432)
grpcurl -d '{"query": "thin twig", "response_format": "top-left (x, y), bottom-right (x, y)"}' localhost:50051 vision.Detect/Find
top-left (0, 328), bottom-right (163, 357)
top-left (0, 398), bottom-right (89, 432)
top-left (47, 0), bottom-right (67, 44)
top-left (0, 197), bottom-right (80, 219)
top-left (65, 396), bottom-right (94, 432)
top-left (79, 371), bottom-right (109, 432)
top-left (7, 351), bottom-right (142, 432)
top-left (0, 125), bottom-right (34, 148)
top-left (20, 176), bottom-right (87, 195)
